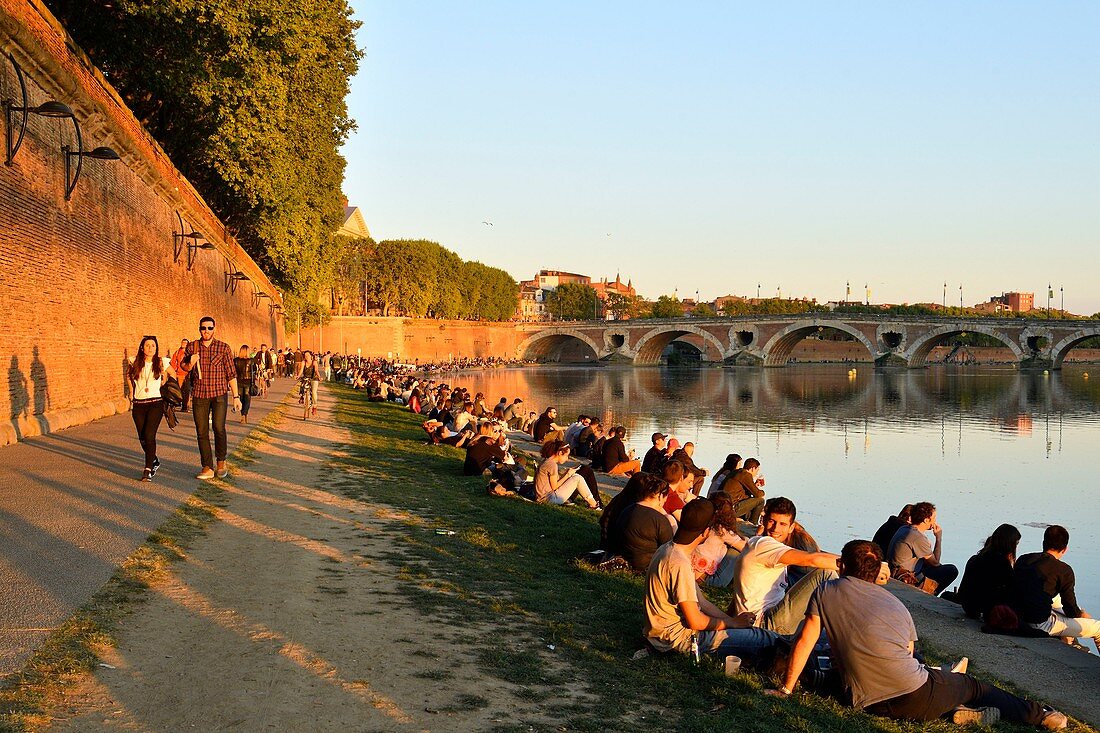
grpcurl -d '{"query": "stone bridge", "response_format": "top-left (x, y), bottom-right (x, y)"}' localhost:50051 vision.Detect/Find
top-left (514, 315), bottom-right (1100, 370)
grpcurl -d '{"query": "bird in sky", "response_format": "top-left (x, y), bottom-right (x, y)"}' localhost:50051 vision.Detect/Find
top-left (482, 221), bottom-right (493, 226)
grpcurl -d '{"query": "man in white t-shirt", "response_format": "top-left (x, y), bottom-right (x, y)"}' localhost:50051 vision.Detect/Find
top-left (644, 498), bottom-right (780, 663)
top-left (728, 497), bottom-right (840, 635)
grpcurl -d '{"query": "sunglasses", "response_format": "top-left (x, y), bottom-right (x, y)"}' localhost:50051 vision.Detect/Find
top-left (199, 326), bottom-right (215, 331)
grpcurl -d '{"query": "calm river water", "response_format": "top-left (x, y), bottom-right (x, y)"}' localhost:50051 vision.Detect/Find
top-left (457, 365), bottom-right (1100, 612)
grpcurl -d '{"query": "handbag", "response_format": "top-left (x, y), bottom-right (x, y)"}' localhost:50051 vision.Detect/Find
top-left (249, 381), bottom-right (259, 397)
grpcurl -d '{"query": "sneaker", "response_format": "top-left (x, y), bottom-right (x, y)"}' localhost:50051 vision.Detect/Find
top-left (151, 457), bottom-right (160, 477)
top-left (196, 467), bottom-right (215, 480)
top-left (951, 706), bottom-right (1000, 726)
top-left (215, 462), bottom-right (229, 478)
top-left (1041, 709), bottom-right (1068, 730)
top-left (141, 468), bottom-right (152, 482)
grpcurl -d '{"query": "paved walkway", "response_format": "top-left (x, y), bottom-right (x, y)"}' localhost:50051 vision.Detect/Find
top-left (0, 382), bottom-right (290, 675)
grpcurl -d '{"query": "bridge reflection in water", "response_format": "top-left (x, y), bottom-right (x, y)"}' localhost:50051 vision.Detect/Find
top-left (461, 364), bottom-right (1100, 612)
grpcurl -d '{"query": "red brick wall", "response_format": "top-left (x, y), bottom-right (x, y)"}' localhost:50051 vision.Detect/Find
top-left (295, 318), bottom-right (523, 362)
top-left (0, 1), bottom-right (283, 445)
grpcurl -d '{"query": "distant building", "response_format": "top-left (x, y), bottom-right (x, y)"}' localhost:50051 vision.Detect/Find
top-left (327, 197), bottom-right (372, 313)
top-left (516, 269), bottom-right (637, 321)
top-left (713, 294), bottom-right (745, 312)
top-left (338, 198), bottom-right (371, 240)
top-left (976, 291), bottom-right (1034, 313)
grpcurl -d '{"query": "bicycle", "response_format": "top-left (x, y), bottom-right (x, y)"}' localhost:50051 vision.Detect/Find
top-left (298, 377), bottom-right (315, 420)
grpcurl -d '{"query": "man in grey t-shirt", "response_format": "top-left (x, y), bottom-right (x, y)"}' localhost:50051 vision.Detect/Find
top-left (768, 540), bottom-right (1063, 729)
top-left (886, 501), bottom-right (958, 596)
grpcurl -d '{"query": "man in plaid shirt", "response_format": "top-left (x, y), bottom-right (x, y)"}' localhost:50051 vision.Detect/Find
top-left (184, 316), bottom-right (241, 479)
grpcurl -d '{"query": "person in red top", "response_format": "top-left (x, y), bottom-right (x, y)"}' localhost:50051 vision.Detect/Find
top-left (183, 316), bottom-right (241, 479)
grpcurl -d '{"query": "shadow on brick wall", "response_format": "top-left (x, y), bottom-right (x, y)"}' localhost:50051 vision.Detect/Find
top-left (31, 346), bottom-right (50, 416)
top-left (7, 349), bottom-right (53, 440)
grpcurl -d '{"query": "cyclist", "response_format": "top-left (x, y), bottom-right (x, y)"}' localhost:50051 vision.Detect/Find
top-left (300, 350), bottom-right (321, 419)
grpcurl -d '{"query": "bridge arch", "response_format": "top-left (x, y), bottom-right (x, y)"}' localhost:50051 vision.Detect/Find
top-left (761, 320), bottom-right (877, 367)
top-left (632, 325), bottom-right (727, 366)
top-left (516, 330), bottom-right (602, 363)
top-left (1050, 326), bottom-right (1100, 369)
top-left (905, 324), bottom-right (1024, 368)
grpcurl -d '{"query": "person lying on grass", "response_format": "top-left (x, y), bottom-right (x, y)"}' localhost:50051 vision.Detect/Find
top-left (644, 497), bottom-right (781, 664)
top-left (767, 539), bottom-right (1068, 730)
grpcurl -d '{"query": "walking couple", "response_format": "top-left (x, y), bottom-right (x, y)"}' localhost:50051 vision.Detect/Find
top-left (127, 316), bottom-right (243, 482)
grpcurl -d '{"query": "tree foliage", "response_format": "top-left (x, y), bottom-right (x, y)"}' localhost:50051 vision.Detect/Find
top-left (645, 295), bottom-right (684, 319)
top-left (604, 291), bottom-right (643, 320)
top-left (332, 239), bottom-right (518, 321)
top-left (544, 283), bottom-right (598, 321)
top-left (46, 0), bottom-right (361, 306)
top-left (692, 302), bottom-right (717, 317)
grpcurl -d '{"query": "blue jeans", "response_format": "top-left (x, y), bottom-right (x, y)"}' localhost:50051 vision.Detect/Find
top-left (700, 625), bottom-right (782, 663)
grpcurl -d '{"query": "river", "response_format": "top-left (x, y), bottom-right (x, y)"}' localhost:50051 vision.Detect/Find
top-left (451, 364), bottom-right (1100, 613)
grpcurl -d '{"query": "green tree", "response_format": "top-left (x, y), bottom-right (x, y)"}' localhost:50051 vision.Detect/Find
top-left (604, 292), bottom-right (642, 320)
top-left (544, 283), bottom-right (598, 321)
top-left (46, 0), bottom-right (361, 305)
top-left (646, 295), bottom-right (684, 319)
top-left (692, 302), bottom-right (717, 317)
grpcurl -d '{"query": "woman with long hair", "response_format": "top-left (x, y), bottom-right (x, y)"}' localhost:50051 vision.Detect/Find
top-left (234, 345), bottom-right (254, 425)
top-left (128, 335), bottom-right (176, 482)
top-left (958, 523), bottom-right (1021, 620)
top-left (300, 350), bottom-right (321, 419)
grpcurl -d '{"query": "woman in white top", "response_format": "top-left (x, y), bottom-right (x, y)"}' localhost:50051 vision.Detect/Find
top-left (129, 336), bottom-right (176, 482)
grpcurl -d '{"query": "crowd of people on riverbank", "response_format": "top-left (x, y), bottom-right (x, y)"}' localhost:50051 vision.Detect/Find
top-left (402, 375), bottom-right (1089, 730)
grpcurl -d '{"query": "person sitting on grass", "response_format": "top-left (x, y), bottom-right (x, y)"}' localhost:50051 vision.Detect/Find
top-left (563, 414), bottom-right (591, 448)
top-left (671, 442), bottom-right (707, 495)
top-left (872, 503), bottom-right (913, 556)
top-left (641, 432), bottom-right (669, 474)
top-left (534, 440), bottom-right (599, 509)
top-left (1011, 524), bottom-right (1100, 654)
top-left (727, 497), bottom-right (840, 636)
top-left (532, 407), bottom-right (567, 443)
top-left (692, 490), bottom-right (746, 587)
top-left (422, 419), bottom-right (471, 448)
top-left (488, 455), bottom-right (530, 498)
top-left (724, 458), bottom-right (767, 525)
top-left (463, 421), bottom-right (508, 476)
top-left (603, 426), bottom-right (641, 476)
top-left (574, 420), bottom-right (601, 459)
top-left (887, 501), bottom-right (958, 597)
top-left (599, 473), bottom-right (649, 554)
top-left (768, 539), bottom-right (1067, 730)
top-left (705, 453), bottom-right (741, 498)
top-left (614, 473), bottom-right (676, 572)
top-left (520, 410), bottom-right (538, 435)
top-left (644, 498), bottom-right (781, 664)
top-left (660, 460), bottom-right (695, 523)
top-left (958, 523), bottom-right (1020, 621)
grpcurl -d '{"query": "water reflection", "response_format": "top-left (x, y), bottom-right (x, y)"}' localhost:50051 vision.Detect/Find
top-left (462, 365), bottom-right (1099, 612)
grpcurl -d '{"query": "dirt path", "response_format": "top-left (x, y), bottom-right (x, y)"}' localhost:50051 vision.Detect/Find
top-left (48, 389), bottom-right (553, 732)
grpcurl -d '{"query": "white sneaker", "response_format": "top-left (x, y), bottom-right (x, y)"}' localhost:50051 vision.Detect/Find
top-left (952, 706), bottom-right (1000, 726)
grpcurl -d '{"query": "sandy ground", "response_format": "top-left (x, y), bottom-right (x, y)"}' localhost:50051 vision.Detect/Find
top-left (48, 390), bottom-right (562, 732)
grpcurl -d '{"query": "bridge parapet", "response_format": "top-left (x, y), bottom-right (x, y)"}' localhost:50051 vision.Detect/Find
top-left (515, 317), bottom-right (1100, 369)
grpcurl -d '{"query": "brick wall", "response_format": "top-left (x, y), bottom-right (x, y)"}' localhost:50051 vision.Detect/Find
top-left (0, 1), bottom-right (284, 445)
top-left (295, 317), bottom-right (523, 362)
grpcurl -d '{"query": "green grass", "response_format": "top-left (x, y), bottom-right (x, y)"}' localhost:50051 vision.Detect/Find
top-left (328, 385), bottom-right (1092, 733)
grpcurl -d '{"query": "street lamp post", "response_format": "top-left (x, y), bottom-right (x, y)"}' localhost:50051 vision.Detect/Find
top-left (943, 282), bottom-right (947, 310)
top-left (1047, 283), bottom-right (1051, 317)
top-left (959, 284), bottom-right (963, 309)
top-left (1060, 286), bottom-right (1064, 317)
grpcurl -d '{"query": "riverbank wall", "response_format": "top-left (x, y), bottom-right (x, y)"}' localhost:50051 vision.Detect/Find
top-left (295, 317), bottom-right (522, 362)
top-left (0, 1), bottom-right (283, 446)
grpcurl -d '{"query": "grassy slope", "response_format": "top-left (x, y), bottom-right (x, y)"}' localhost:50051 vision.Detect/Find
top-left (331, 387), bottom-right (1085, 733)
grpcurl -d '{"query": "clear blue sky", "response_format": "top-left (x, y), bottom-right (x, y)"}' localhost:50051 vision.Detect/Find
top-left (342, 2), bottom-right (1100, 313)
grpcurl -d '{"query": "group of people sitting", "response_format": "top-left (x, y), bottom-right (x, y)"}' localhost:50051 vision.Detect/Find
top-left (874, 503), bottom-right (1100, 654)
top-left (407, 382), bottom-right (1077, 730)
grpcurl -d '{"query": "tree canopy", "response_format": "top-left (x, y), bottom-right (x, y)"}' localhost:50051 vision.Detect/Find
top-left (330, 239), bottom-right (517, 321)
top-left (46, 0), bottom-right (361, 312)
top-left (543, 283), bottom-right (598, 321)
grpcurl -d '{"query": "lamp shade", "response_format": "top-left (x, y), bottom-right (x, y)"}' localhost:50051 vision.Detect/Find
top-left (86, 146), bottom-right (120, 160)
top-left (32, 101), bottom-right (74, 118)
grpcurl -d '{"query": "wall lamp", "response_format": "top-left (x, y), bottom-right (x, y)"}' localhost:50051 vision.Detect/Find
top-left (251, 287), bottom-right (272, 308)
top-left (224, 259), bottom-right (249, 293)
top-left (4, 53), bottom-right (75, 165)
top-left (269, 302), bottom-right (283, 317)
top-left (187, 239), bottom-right (217, 271)
top-left (173, 212), bottom-right (205, 263)
top-left (63, 115), bottom-right (120, 200)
